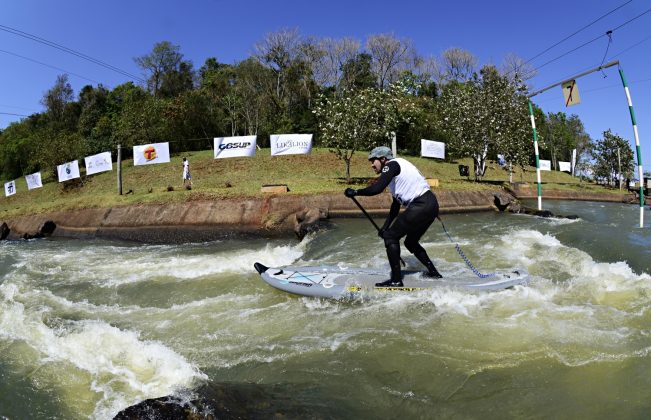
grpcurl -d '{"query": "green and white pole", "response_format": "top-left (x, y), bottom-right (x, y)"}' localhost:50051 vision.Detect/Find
top-left (618, 67), bottom-right (644, 227)
top-left (528, 100), bottom-right (543, 210)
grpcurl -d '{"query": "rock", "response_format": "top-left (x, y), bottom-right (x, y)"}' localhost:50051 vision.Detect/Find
top-left (293, 207), bottom-right (329, 240)
top-left (0, 222), bottom-right (9, 240)
top-left (493, 193), bottom-right (512, 212)
top-left (22, 220), bottom-right (56, 240)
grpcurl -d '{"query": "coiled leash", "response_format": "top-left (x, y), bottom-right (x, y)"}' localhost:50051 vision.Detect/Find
top-left (437, 216), bottom-right (495, 279)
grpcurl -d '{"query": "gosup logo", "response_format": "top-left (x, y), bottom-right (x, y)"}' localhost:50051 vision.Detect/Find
top-left (219, 142), bottom-right (251, 150)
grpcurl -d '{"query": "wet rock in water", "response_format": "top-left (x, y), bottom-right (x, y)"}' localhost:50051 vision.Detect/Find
top-left (22, 220), bottom-right (56, 240)
top-left (114, 382), bottom-right (332, 419)
top-left (493, 193), bottom-right (513, 211)
top-left (293, 207), bottom-right (329, 240)
top-left (0, 222), bottom-right (10, 240)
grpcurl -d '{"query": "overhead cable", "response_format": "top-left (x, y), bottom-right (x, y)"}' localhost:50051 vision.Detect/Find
top-left (0, 24), bottom-right (144, 83)
top-left (0, 49), bottom-right (101, 84)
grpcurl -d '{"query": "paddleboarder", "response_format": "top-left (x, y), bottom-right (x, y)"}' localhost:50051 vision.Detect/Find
top-left (345, 146), bottom-right (442, 287)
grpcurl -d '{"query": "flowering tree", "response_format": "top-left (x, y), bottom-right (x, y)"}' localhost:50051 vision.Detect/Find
top-left (438, 65), bottom-right (531, 181)
top-left (313, 82), bottom-right (418, 183)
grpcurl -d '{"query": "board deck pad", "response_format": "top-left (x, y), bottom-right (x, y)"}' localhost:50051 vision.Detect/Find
top-left (254, 262), bottom-right (529, 299)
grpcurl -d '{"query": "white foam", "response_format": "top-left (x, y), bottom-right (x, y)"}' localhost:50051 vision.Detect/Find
top-left (0, 288), bottom-right (206, 419)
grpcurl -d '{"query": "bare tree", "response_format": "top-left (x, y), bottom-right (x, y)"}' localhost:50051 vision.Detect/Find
top-left (441, 47), bottom-right (477, 82)
top-left (254, 28), bottom-right (302, 101)
top-left (366, 33), bottom-right (417, 89)
top-left (134, 41), bottom-right (183, 97)
top-left (501, 53), bottom-right (538, 86)
top-left (316, 37), bottom-right (361, 88)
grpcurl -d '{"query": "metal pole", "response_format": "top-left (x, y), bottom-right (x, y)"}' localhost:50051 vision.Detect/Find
top-left (528, 101), bottom-right (543, 210)
top-left (529, 60), bottom-right (619, 98)
top-left (618, 67), bottom-right (644, 227)
top-left (617, 147), bottom-right (622, 190)
top-left (117, 144), bottom-right (122, 195)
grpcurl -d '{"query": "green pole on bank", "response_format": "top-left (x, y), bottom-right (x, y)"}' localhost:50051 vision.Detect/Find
top-left (528, 101), bottom-right (543, 210)
top-left (618, 67), bottom-right (645, 228)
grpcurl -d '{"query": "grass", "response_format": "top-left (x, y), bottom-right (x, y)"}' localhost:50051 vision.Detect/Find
top-left (0, 147), bottom-right (628, 219)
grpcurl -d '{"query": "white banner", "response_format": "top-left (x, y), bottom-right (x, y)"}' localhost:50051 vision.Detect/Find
top-left (420, 139), bottom-right (445, 159)
top-left (214, 135), bottom-right (257, 159)
top-left (133, 142), bottom-right (171, 166)
top-left (270, 134), bottom-right (312, 156)
top-left (539, 160), bottom-right (551, 171)
top-left (25, 172), bottom-right (43, 190)
top-left (85, 151), bottom-right (113, 175)
top-left (559, 161), bottom-right (572, 172)
top-left (57, 160), bottom-right (81, 182)
top-left (4, 180), bottom-right (16, 196)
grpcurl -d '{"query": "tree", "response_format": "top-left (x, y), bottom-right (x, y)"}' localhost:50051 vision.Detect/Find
top-left (441, 48), bottom-right (477, 82)
top-left (439, 65), bottom-right (531, 181)
top-left (41, 74), bottom-right (74, 124)
top-left (313, 82), bottom-right (419, 182)
top-left (340, 53), bottom-right (377, 91)
top-left (135, 41), bottom-right (185, 97)
top-left (366, 33), bottom-right (417, 90)
top-left (591, 129), bottom-right (634, 185)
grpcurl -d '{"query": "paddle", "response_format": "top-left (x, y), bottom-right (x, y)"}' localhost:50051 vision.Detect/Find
top-left (349, 196), bottom-right (406, 267)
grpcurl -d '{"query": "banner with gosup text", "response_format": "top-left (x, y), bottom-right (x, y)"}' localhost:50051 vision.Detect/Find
top-left (25, 172), bottom-right (42, 190)
top-left (57, 160), bottom-right (80, 182)
top-left (85, 151), bottom-right (113, 175)
top-left (4, 180), bottom-right (16, 197)
top-left (420, 139), bottom-right (445, 159)
top-left (270, 134), bottom-right (312, 156)
top-left (133, 142), bottom-right (170, 166)
top-left (214, 135), bottom-right (257, 159)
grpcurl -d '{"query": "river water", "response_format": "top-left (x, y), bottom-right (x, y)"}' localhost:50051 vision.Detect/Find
top-left (1, 200), bottom-right (650, 419)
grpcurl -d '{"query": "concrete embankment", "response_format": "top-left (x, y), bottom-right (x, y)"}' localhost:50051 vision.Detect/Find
top-left (0, 188), bottom-right (639, 243)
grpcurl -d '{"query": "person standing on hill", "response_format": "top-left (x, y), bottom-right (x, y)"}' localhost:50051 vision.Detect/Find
top-left (344, 146), bottom-right (442, 287)
top-left (182, 157), bottom-right (192, 187)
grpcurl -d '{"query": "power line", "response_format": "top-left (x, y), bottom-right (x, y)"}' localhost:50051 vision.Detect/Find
top-left (531, 6), bottom-right (651, 75)
top-left (0, 24), bottom-right (145, 83)
top-left (0, 48), bottom-right (102, 84)
top-left (525, 0), bottom-right (632, 64)
top-left (0, 112), bottom-right (29, 117)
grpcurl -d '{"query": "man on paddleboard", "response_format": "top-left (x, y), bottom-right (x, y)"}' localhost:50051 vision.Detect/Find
top-left (344, 146), bottom-right (442, 287)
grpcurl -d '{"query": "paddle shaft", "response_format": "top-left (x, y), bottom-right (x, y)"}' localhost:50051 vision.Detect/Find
top-left (350, 196), bottom-right (405, 266)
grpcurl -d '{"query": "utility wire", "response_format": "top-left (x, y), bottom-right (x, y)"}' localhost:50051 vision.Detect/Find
top-left (0, 24), bottom-right (144, 83)
top-left (0, 112), bottom-right (29, 117)
top-left (0, 49), bottom-right (102, 84)
top-left (531, 6), bottom-right (651, 75)
top-left (525, 0), bottom-right (632, 65)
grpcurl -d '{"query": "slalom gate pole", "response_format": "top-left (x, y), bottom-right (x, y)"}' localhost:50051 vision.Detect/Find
top-left (349, 196), bottom-right (405, 266)
top-left (618, 67), bottom-right (645, 228)
top-left (528, 100), bottom-right (543, 211)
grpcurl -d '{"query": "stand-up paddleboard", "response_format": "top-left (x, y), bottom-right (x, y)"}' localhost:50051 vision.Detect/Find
top-left (254, 262), bottom-right (529, 299)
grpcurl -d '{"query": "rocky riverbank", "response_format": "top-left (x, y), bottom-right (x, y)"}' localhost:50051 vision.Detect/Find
top-left (0, 186), bottom-right (639, 243)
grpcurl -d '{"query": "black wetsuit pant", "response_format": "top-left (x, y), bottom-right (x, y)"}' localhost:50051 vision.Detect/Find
top-left (383, 190), bottom-right (439, 278)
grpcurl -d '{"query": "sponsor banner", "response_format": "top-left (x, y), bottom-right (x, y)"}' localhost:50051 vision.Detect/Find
top-left (4, 180), bottom-right (16, 196)
top-left (270, 134), bottom-right (312, 156)
top-left (85, 151), bottom-right (113, 175)
top-left (25, 172), bottom-right (43, 190)
top-left (133, 142), bottom-right (171, 166)
top-left (559, 161), bottom-right (571, 172)
top-left (57, 160), bottom-right (81, 182)
top-left (420, 139), bottom-right (445, 159)
top-left (539, 160), bottom-right (551, 171)
top-left (214, 135), bottom-right (257, 159)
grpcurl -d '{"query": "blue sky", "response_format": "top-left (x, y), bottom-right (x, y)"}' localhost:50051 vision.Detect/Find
top-left (2, 0), bottom-right (650, 170)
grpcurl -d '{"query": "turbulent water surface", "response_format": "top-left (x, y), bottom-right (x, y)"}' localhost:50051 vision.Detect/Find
top-left (1, 200), bottom-right (650, 419)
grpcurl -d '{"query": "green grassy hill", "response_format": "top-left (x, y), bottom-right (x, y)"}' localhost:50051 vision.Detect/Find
top-left (0, 148), bottom-right (626, 219)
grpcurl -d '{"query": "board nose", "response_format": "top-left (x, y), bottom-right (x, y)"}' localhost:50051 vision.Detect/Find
top-left (254, 262), bottom-right (269, 274)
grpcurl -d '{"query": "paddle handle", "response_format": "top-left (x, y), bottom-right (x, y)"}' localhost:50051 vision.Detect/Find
top-left (350, 196), bottom-right (405, 267)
